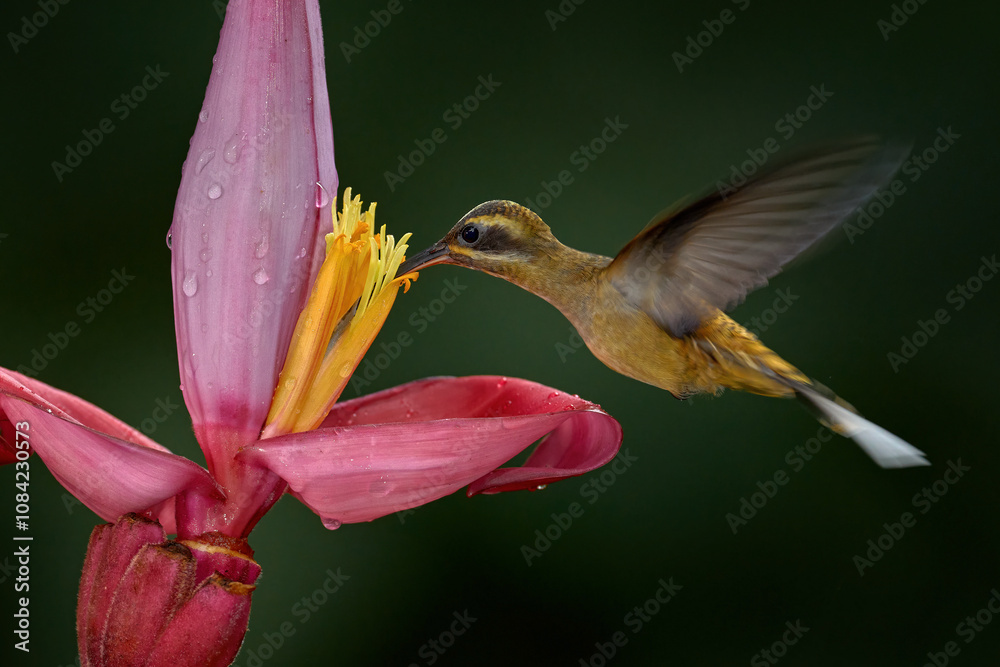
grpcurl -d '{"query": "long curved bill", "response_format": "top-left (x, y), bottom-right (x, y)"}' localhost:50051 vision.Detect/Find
top-left (398, 241), bottom-right (451, 275)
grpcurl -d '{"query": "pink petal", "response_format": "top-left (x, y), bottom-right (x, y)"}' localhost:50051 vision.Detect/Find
top-left (183, 538), bottom-right (261, 586)
top-left (102, 543), bottom-right (197, 666)
top-left (241, 376), bottom-right (622, 525)
top-left (77, 516), bottom-right (259, 667)
top-left (170, 0), bottom-right (336, 467)
top-left (467, 407), bottom-right (623, 495)
top-left (0, 366), bottom-right (169, 456)
top-left (0, 399), bottom-right (222, 535)
top-left (145, 574), bottom-right (255, 667)
top-left (1, 413), bottom-right (18, 465)
top-left (78, 515), bottom-right (166, 667)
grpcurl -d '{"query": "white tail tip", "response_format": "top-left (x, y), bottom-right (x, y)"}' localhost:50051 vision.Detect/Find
top-left (800, 388), bottom-right (929, 468)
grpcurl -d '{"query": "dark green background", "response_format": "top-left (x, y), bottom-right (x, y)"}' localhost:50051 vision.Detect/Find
top-left (2, 1), bottom-right (999, 665)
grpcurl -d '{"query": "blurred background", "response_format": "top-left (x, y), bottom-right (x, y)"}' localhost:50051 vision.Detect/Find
top-left (2, 0), bottom-right (999, 665)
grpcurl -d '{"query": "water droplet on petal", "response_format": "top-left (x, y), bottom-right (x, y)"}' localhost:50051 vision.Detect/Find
top-left (322, 518), bottom-right (342, 530)
top-left (368, 479), bottom-right (393, 496)
top-left (199, 109), bottom-right (209, 123)
top-left (252, 268), bottom-right (269, 285)
top-left (223, 132), bottom-right (245, 164)
top-left (182, 271), bottom-right (198, 297)
top-left (165, 231), bottom-right (173, 249)
top-left (315, 182), bottom-right (331, 208)
top-left (254, 235), bottom-right (269, 259)
top-left (207, 183), bottom-right (223, 200)
top-left (535, 484), bottom-right (548, 491)
top-left (194, 148), bottom-right (216, 174)
top-left (206, 269), bottom-right (213, 278)
top-left (202, 232), bottom-right (210, 244)
top-left (182, 349), bottom-right (194, 375)
top-left (296, 246), bottom-right (308, 259)
top-left (199, 247), bottom-right (213, 262)
top-left (547, 392), bottom-right (560, 400)
top-left (497, 377), bottom-right (508, 388)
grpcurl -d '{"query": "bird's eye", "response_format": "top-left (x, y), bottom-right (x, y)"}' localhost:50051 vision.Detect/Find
top-left (461, 225), bottom-right (480, 244)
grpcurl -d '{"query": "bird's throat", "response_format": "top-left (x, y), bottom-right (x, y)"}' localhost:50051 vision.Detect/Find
top-left (495, 245), bottom-right (611, 321)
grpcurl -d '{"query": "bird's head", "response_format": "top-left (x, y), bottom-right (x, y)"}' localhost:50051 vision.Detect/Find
top-left (399, 200), bottom-right (561, 280)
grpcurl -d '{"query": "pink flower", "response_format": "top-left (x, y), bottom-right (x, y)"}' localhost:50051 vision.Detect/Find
top-left (0, 1), bottom-right (621, 665)
top-left (76, 514), bottom-right (260, 667)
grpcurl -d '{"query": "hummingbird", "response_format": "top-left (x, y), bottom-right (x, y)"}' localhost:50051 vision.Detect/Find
top-left (399, 139), bottom-right (928, 468)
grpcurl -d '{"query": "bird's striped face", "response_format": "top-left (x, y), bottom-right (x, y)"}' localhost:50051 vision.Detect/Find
top-left (399, 200), bottom-right (560, 278)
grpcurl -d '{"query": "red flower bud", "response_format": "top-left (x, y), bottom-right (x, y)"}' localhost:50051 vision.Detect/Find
top-left (77, 514), bottom-right (260, 667)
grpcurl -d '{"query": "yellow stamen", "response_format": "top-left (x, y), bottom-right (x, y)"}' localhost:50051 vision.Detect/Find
top-left (262, 188), bottom-right (416, 438)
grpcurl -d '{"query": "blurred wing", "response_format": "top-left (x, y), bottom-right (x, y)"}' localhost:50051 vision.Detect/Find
top-left (605, 138), bottom-right (908, 337)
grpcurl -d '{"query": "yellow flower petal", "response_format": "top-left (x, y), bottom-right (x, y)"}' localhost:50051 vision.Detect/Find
top-left (262, 188), bottom-right (415, 439)
top-left (287, 279), bottom-right (403, 432)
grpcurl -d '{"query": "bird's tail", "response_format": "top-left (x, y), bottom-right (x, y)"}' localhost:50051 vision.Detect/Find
top-left (695, 314), bottom-right (929, 468)
top-left (788, 379), bottom-right (929, 468)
